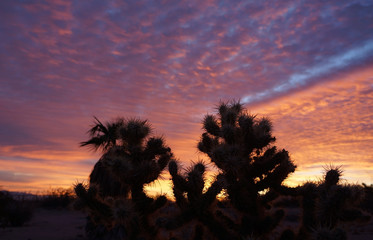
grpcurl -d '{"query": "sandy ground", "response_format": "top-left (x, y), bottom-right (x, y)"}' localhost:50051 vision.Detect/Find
top-left (0, 207), bottom-right (372, 240)
top-left (0, 208), bottom-right (86, 240)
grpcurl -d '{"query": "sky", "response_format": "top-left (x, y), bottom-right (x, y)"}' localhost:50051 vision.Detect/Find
top-left (1, 0), bottom-right (373, 196)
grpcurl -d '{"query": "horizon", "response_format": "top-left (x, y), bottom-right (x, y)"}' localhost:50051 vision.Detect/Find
top-left (1, 0), bottom-right (373, 195)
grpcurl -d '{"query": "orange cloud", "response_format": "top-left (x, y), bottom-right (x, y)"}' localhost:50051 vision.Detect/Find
top-left (252, 65), bottom-right (373, 185)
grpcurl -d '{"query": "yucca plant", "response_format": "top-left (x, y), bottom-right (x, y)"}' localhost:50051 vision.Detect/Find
top-left (197, 101), bottom-right (296, 238)
top-left (75, 117), bottom-right (173, 239)
top-left (157, 160), bottom-right (234, 239)
top-left (73, 102), bottom-right (371, 240)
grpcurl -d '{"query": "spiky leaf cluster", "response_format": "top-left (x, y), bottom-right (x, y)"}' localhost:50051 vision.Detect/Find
top-left (80, 117), bottom-right (124, 152)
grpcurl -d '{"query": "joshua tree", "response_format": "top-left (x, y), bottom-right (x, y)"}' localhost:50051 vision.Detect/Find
top-left (80, 117), bottom-right (127, 198)
top-left (75, 117), bottom-right (173, 239)
top-left (74, 102), bottom-right (371, 240)
top-left (158, 160), bottom-right (234, 239)
top-left (197, 101), bottom-right (296, 238)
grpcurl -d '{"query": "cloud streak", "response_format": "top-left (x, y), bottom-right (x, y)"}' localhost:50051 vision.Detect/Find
top-left (243, 40), bottom-right (373, 103)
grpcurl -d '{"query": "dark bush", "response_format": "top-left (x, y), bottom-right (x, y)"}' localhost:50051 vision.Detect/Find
top-left (361, 183), bottom-right (373, 214)
top-left (41, 187), bottom-right (75, 209)
top-left (0, 190), bottom-right (33, 227)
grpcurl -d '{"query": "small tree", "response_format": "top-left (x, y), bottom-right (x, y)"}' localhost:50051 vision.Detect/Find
top-left (75, 117), bottom-right (173, 239)
top-left (197, 101), bottom-right (296, 238)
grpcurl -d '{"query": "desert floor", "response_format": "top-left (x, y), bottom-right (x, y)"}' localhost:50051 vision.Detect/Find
top-left (0, 208), bottom-right (86, 240)
top-left (0, 207), bottom-right (372, 240)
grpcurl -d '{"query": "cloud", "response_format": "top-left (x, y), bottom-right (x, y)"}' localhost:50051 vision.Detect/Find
top-left (0, 0), bottom-right (373, 191)
top-left (242, 40), bottom-right (373, 103)
top-left (253, 65), bottom-right (373, 184)
top-left (0, 170), bottom-right (36, 183)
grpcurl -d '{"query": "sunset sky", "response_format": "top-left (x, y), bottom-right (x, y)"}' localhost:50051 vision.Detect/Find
top-left (1, 0), bottom-right (373, 196)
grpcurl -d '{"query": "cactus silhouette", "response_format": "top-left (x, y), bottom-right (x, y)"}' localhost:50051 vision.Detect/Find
top-left (312, 167), bottom-right (369, 238)
top-left (74, 102), bottom-right (371, 240)
top-left (158, 160), bottom-right (235, 239)
top-left (197, 101), bottom-right (296, 238)
top-left (277, 166), bottom-right (370, 240)
top-left (75, 117), bottom-right (173, 239)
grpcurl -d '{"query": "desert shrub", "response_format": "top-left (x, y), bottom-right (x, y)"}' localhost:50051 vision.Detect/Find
top-left (0, 190), bottom-right (33, 227)
top-left (360, 183), bottom-right (373, 214)
top-left (277, 166), bottom-right (371, 239)
top-left (41, 187), bottom-right (76, 209)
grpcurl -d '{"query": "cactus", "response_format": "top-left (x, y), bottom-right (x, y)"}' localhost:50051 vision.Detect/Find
top-left (315, 167), bottom-right (370, 235)
top-left (197, 101), bottom-right (296, 238)
top-left (277, 166), bottom-right (371, 239)
top-left (159, 160), bottom-right (235, 239)
top-left (75, 117), bottom-right (173, 239)
top-left (74, 102), bottom-right (371, 240)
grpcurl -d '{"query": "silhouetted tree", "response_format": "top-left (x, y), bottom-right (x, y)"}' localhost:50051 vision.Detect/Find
top-left (74, 101), bottom-right (370, 240)
top-left (75, 117), bottom-right (173, 239)
top-left (80, 117), bottom-right (127, 198)
top-left (197, 100), bottom-right (296, 238)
